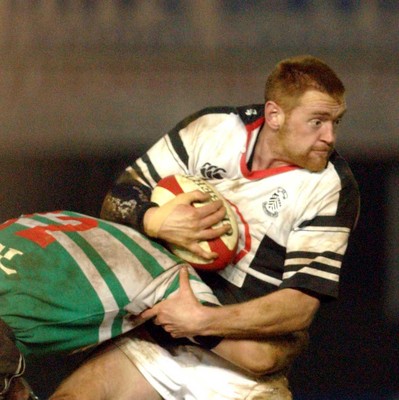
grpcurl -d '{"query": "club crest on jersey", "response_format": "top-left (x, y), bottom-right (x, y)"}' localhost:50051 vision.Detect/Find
top-left (245, 108), bottom-right (258, 116)
top-left (262, 188), bottom-right (288, 217)
top-left (200, 163), bottom-right (226, 179)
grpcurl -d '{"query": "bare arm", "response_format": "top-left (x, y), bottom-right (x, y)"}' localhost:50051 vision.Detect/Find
top-left (138, 268), bottom-right (315, 375)
top-left (185, 288), bottom-right (319, 338)
top-left (140, 267), bottom-right (320, 339)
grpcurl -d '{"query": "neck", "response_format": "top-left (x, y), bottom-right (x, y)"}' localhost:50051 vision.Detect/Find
top-left (250, 126), bottom-right (292, 171)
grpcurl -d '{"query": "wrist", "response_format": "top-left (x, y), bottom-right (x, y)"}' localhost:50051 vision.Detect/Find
top-left (194, 304), bottom-right (220, 336)
top-left (141, 204), bottom-right (159, 237)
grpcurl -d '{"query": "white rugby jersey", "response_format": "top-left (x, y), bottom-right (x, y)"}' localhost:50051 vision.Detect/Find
top-left (126, 105), bottom-right (360, 302)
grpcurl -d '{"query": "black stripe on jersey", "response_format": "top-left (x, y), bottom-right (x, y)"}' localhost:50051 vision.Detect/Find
top-left (298, 151), bottom-right (360, 231)
top-left (199, 269), bottom-right (277, 304)
top-left (131, 161), bottom-right (151, 187)
top-left (285, 251), bottom-right (342, 281)
top-left (283, 250), bottom-right (342, 298)
top-left (167, 106), bottom-right (239, 169)
top-left (132, 153), bottom-right (161, 186)
top-left (330, 151), bottom-right (360, 230)
top-left (298, 215), bottom-right (352, 229)
top-left (281, 271), bottom-right (339, 299)
top-left (236, 104), bottom-right (265, 124)
top-left (287, 250), bottom-right (343, 261)
top-left (167, 128), bottom-right (189, 168)
top-left (249, 235), bottom-right (286, 280)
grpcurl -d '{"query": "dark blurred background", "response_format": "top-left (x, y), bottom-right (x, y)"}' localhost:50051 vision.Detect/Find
top-left (0, 1), bottom-right (398, 399)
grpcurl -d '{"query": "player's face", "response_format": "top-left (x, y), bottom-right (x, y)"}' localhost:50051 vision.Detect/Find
top-left (278, 90), bottom-right (346, 172)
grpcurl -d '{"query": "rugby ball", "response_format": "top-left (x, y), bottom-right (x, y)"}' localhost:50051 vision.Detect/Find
top-left (151, 175), bottom-right (238, 271)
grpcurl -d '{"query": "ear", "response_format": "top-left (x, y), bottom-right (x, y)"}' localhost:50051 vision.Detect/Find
top-left (264, 101), bottom-right (285, 130)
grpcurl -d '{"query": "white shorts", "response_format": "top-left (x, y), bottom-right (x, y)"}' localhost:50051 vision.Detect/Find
top-left (115, 331), bottom-right (292, 400)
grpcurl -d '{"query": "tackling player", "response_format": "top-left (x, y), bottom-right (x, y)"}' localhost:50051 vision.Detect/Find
top-left (0, 211), bottom-right (302, 400)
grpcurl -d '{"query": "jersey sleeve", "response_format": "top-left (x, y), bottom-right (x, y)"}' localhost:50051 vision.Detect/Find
top-left (125, 107), bottom-right (235, 186)
top-left (101, 107), bottom-right (221, 231)
top-left (280, 155), bottom-right (360, 299)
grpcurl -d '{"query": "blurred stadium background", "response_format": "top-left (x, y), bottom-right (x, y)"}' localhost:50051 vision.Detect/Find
top-left (0, 1), bottom-right (398, 398)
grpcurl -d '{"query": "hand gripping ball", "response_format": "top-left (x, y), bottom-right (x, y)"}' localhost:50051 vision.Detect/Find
top-left (151, 175), bottom-right (238, 270)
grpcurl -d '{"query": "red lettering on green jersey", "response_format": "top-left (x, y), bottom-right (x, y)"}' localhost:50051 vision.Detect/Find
top-left (16, 216), bottom-right (99, 248)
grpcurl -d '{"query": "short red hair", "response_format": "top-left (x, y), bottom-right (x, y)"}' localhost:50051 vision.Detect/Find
top-left (265, 55), bottom-right (345, 113)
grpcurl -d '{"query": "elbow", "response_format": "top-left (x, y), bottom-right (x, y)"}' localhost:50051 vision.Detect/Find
top-left (241, 354), bottom-right (281, 376)
top-left (235, 342), bottom-right (299, 376)
top-left (295, 313), bottom-right (316, 332)
top-left (218, 331), bottom-right (310, 376)
top-left (214, 340), bottom-right (293, 376)
top-left (236, 341), bottom-right (292, 376)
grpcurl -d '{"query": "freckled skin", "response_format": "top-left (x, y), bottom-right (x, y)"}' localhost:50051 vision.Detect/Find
top-left (255, 90), bottom-right (346, 173)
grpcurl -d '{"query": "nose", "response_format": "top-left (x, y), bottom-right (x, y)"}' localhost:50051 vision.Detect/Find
top-left (321, 122), bottom-right (336, 144)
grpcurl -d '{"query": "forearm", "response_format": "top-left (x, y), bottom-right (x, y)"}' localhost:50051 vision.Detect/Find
top-left (100, 169), bottom-right (157, 232)
top-left (190, 288), bottom-right (320, 338)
